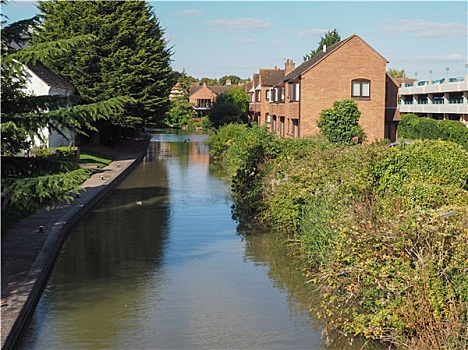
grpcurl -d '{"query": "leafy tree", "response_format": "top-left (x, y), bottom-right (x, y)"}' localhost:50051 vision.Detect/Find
top-left (1, 2), bottom-right (126, 213)
top-left (317, 99), bottom-right (365, 145)
top-left (1, 5), bottom-right (125, 155)
top-left (387, 68), bottom-right (407, 79)
top-left (165, 70), bottom-right (194, 127)
top-left (199, 77), bottom-right (218, 86)
top-left (219, 75), bottom-right (241, 86)
top-left (32, 0), bottom-right (174, 131)
top-left (303, 29), bottom-right (340, 62)
top-left (208, 87), bottom-right (249, 128)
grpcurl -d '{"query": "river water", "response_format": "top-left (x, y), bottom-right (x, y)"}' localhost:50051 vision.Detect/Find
top-left (18, 130), bottom-right (373, 349)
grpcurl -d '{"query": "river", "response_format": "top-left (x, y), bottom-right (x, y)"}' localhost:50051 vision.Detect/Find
top-left (17, 130), bottom-right (374, 349)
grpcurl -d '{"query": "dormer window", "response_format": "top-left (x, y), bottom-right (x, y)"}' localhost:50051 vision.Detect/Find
top-left (352, 79), bottom-right (370, 98)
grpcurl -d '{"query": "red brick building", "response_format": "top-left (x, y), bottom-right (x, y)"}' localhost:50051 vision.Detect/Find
top-left (248, 60), bottom-right (295, 128)
top-left (189, 81), bottom-right (235, 117)
top-left (263, 34), bottom-right (399, 142)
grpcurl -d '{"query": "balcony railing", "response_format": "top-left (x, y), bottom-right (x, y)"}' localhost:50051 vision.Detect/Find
top-left (449, 98), bottom-right (463, 104)
top-left (400, 76), bottom-right (464, 88)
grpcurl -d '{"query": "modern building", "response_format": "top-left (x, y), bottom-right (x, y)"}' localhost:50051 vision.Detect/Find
top-left (398, 74), bottom-right (468, 126)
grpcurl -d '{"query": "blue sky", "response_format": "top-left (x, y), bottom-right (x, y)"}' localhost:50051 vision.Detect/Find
top-left (3, 1), bottom-right (467, 80)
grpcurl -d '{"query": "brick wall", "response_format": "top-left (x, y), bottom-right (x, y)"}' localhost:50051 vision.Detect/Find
top-left (300, 36), bottom-right (387, 141)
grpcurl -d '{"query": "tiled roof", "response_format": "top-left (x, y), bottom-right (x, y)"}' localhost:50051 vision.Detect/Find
top-left (209, 85), bottom-right (233, 95)
top-left (27, 62), bottom-right (74, 91)
top-left (281, 34), bottom-right (387, 84)
top-left (259, 69), bottom-right (284, 86)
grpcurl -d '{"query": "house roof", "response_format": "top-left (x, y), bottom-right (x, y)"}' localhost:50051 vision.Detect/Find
top-left (189, 83), bottom-right (235, 97)
top-left (281, 34), bottom-right (388, 84)
top-left (259, 68), bottom-right (284, 86)
top-left (27, 61), bottom-right (75, 91)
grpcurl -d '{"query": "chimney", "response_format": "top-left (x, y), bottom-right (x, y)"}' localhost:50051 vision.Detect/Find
top-left (226, 79), bottom-right (232, 86)
top-left (285, 59), bottom-right (295, 75)
top-left (323, 44), bottom-right (327, 53)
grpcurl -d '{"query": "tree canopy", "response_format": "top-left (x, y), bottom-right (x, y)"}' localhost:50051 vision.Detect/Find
top-left (387, 68), bottom-right (407, 79)
top-left (1, 6), bottom-right (127, 154)
top-left (165, 70), bottom-right (194, 127)
top-left (208, 87), bottom-right (249, 128)
top-left (303, 29), bottom-right (341, 62)
top-left (32, 0), bottom-right (174, 130)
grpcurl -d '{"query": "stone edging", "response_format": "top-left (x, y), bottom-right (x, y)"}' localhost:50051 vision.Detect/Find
top-left (1, 137), bottom-right (149, 350)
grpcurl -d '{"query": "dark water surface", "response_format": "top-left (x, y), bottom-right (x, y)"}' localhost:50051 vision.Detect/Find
top-left (18, 130), bottom-right (372, 349)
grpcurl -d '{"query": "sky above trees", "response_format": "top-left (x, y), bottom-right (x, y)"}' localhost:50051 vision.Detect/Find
top-left (4, 1), bottom-right (468, 80)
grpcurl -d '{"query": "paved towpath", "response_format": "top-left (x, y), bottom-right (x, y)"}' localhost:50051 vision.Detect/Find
top-left (1, 135), bottom-right (150, 350)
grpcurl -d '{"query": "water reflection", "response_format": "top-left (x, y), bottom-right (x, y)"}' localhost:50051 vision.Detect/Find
top-left (18, 129), bottom-right (379, 350)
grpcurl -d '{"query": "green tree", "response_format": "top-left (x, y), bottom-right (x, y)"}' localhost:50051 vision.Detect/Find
top-left (303, 29), bottom-right (340, 62)
top-left (1, 6), bottom-right (125, 155)
top-left (387, 68), bottom-right (407, 79)
top-left (1, 3), bottom-right (127, 213)
top-left (165, 70), bottom-right (194, 127)
top-left (208, 87), bottom-right (249, 128)
top-left (219, 75), bottom-right (241, 86)
top-left (32, 0), bottom-right (174, 132)
top-left (317, 99), bottom-right (365, 145)
top-left (199, 77), bottom-right (218, 86)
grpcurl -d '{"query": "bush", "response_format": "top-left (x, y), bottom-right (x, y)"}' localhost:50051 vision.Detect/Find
top-left (207, 123), bottom-right (249, 161)
top-left (398, 114), bottom-right (468, 150)
top-left (318, 99), bottom-right (366, 144)
top-left (212, 125), bottom-right (468, 348)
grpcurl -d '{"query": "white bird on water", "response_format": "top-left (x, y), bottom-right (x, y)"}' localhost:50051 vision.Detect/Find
top-left (136, 201), bottom-right (142, 206)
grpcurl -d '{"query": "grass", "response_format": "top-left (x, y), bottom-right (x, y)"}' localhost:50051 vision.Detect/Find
top-left (79, 151), bottom-right (114, 168)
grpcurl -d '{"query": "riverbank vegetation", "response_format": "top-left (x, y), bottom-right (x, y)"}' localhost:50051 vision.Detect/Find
top-left (208, 124), bottom-right (468, 349)
top-left (398, 113), bottom-right (468, 151)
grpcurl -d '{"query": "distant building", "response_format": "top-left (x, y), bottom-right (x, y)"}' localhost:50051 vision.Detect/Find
top-left (248, 60), bottom-right (295, 128)
top-left (189, 80), bottom-right (237, 117)
top-left (398, 74), bottom-right (468, 127)
top-left (22, 61), bottom-right (76, 148)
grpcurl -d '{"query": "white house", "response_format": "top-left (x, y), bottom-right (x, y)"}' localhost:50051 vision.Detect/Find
top-left (22, 62), bottom-right (76, 148)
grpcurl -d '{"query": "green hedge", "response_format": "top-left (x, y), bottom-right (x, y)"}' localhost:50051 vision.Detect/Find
top-left (210, 125), bottom-right (468, 349)
top-left (397, 114), bottom-right (468, 150)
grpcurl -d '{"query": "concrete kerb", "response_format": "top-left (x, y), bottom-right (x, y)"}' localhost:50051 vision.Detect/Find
top-left (1, 137), bottom-right (150, 350)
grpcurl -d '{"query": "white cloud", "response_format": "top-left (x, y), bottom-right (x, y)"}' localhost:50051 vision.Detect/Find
top-left (176, 9), bottom-right (203, 16)
top-left (297, 28), bottom-right (328, 37)
top-left (207, 17), bottom-right (272, 29)
top-left (383, 19), bottom-right (467, 37)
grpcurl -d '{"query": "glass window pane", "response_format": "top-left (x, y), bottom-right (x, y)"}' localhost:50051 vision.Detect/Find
top-left (362, 81), bottom-right (370, 96)
top-left (352, 81), bottom-right (361, 96)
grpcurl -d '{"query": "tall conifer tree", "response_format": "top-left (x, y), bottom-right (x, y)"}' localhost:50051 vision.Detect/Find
top-left (33, 0), bottom-right (174, 130)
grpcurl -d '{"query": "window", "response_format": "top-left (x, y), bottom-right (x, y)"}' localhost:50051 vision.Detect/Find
top-left (351, 79), bottom-right (370, 98)
top-left (266, 89), bottom-right (271, 102)
top-left (288, 82), bottom-right (300, 102)
top-left (266, 113), bottom-right (271, 123)
top-left (280, 87), bottom-right (285, 102)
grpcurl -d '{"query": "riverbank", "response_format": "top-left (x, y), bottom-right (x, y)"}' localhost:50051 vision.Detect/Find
top-left (1, 134), bottom-right (150, 350)
top-left (209, 124), bottom-right (468, 349)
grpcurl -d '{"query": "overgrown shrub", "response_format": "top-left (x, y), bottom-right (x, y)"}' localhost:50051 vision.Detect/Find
top-left (207, 123), bottom-right (248, 161)
top-left (317, 99), bottom-right (366, 144)
top-left (209, 124), bottom-right (468, 349)
top-left (398, 114), bottom-right (468, 150)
